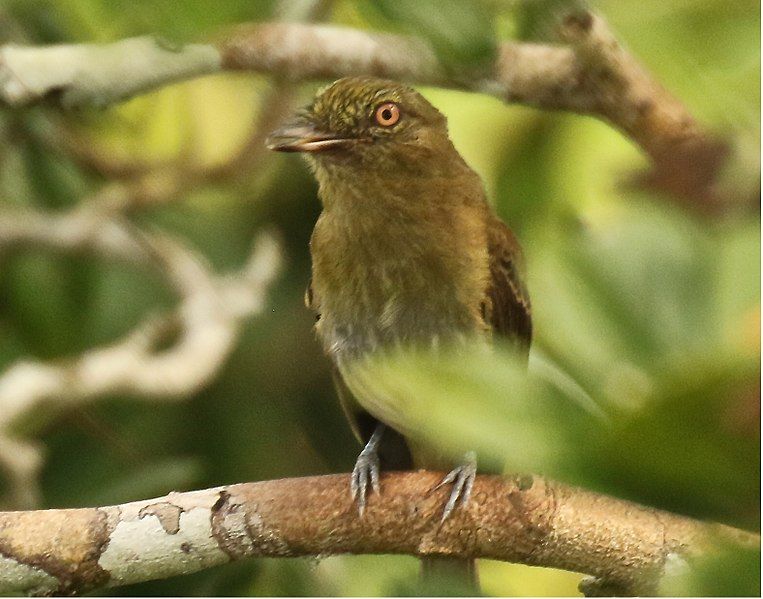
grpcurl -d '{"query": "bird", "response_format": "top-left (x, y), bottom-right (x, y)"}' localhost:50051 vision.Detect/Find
top-left (267, 76), bottom-right (531, 588)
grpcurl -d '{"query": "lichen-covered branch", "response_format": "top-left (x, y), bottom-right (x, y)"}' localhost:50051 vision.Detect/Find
top-left (0, 15), bottom-right (694, 157)
top-left (0, 11), bottom-right (732, 213)
top-left (0, 190), bottom-right (281, 508)
top-left (0, 210), bottom-right (280, 416)
top-left (219, 16), bottom-right (703, 163)
top-left (0, 37), bottom-right (220, 108)
top-left (0, 471), bottom-right (757, 596)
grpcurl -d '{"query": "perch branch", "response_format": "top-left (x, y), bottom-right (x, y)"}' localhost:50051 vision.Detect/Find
top-left (0, 191), bottom-right (281, 506)
top-left (0, 472), bottom-right (757, 596)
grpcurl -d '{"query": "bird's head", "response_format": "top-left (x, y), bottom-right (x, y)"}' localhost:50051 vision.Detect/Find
top-left (266, 77), bottom-right (456, 175)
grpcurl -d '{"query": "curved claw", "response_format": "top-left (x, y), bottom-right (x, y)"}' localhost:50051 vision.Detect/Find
top-left (434, 451), bottom-right (477, 522)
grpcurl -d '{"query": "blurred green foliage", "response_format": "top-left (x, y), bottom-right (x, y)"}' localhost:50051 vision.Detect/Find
top-left (0, 0), bottom-right (759, 596)
top-left (514, 0), bottom-right (588, 41)
top-left (357, 0), bottom-right (497, 76)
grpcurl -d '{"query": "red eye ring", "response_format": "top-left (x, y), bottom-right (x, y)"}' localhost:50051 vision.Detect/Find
top-left (374, 102), bottom-right (400, 127)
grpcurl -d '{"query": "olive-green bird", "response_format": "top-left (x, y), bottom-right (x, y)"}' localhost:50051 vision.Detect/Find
top-left (267, 77), bottom-right (531, 586)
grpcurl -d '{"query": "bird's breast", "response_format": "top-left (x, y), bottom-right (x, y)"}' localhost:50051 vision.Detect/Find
top-left (316, 275), bottom-right (476, 361)
top-left (310, 206), bottom-right (490, 364)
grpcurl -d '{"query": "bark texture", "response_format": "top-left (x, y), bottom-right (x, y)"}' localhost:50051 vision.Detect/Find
top-left (0, 472), bottom-right (757, 595)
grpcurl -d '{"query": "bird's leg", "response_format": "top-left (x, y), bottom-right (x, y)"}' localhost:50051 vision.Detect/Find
top-left (434, 451), bottom-right (477, 522)
top-left (350, 423), bottom-right (385, 515)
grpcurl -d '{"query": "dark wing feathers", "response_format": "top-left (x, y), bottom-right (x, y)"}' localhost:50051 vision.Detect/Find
top-left (483, 217), bottom-right (532, 355)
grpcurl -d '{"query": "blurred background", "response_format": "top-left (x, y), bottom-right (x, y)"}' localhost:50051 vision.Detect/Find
top-left (0, 0), bottom-right (759, 595)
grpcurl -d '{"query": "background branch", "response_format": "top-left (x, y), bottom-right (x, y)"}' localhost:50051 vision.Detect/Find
top-left (0, 190), bottom-right (281, 508)
top-left (0, 472), bottom-right (756, 596)
top-left (0, 10), bottom-right (733, 214)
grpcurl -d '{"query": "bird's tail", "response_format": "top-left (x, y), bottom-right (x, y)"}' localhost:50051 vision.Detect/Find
top-left (420, 556), bottom-right (479, 594)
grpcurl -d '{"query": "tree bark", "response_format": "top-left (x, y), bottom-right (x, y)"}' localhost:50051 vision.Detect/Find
top-left (0, 472), bottom-right (757, 596)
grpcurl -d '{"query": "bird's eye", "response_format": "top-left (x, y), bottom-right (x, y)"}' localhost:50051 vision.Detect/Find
top-left (374, 102), bottom-right (400, 127)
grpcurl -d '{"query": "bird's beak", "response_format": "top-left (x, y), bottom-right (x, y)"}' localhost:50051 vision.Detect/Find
top-left (266, 118), bottom-right (352, 153)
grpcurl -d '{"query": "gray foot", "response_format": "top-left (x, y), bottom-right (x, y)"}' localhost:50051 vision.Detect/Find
top-left (350, 424), bottom-right (384, 516)
top-left (434, 451), bottom-right (477, 522)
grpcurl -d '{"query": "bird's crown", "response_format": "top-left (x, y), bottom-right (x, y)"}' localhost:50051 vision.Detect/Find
top-left (305, 76), bottom-right (445, 140)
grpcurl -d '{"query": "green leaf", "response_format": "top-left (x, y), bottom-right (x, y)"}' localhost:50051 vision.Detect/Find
top-left (350, 342), bottom-right (605, 482)
top-left (514, 0), bottom-right (589, 42)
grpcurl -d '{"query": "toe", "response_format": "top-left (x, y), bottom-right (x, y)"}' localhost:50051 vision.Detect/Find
top-left (441, 485), bottom-right (462, 522)
top-left (357, 485), bottom-right (367, 516)
top-left (358, 471), bottom-right (368, 505)
top-left (437, 458), bottom-right (478, 522)
top-left (370, 462), bottom-right (380, 494)
top-left (432, 469), bottom-right (457, 491)
top-left (461, 470), bottom-right (475, 506)
top-left (350, 469), bottom-right (359, 501)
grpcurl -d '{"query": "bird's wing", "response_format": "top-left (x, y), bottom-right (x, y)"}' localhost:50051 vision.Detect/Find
top-left (483, 217), bottom-right (532, 355)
